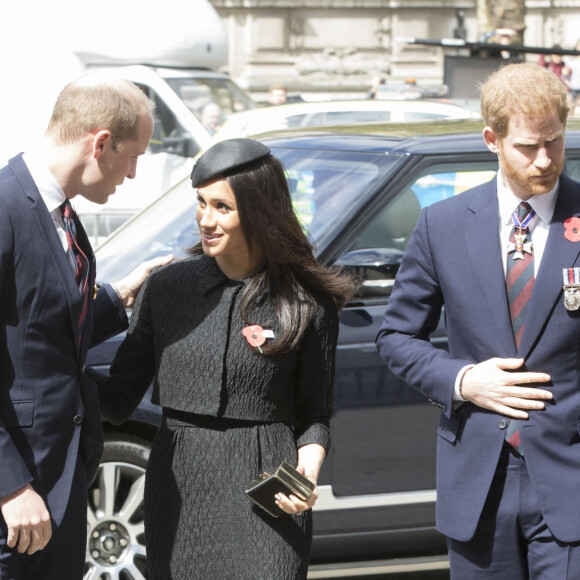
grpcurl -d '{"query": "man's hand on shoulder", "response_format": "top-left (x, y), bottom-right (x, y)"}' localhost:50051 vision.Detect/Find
top-left (111, 254), bottom-right (174, 308)
top-left (0, 484), bottom-right (52, 554)
top-left (460, 357), bottom-right (553, 419)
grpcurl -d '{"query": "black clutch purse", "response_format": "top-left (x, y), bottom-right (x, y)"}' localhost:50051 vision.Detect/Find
top-left (245, 461), bottom-right (315, 517)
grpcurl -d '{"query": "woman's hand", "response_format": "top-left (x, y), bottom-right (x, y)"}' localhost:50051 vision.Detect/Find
top-left (274, 465), bottom-right (319, 515)
top-left (274, 443), bottom-right (325, 515)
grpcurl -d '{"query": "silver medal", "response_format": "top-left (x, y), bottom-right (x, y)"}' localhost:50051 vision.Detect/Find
top-left (564, 285), bottom-right (580, 311)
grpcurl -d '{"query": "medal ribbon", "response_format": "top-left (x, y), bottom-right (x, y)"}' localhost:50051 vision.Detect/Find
top-left (563, 267), bottom-right (580, 285)
top-left (511, 208), bottom-right (536, 232)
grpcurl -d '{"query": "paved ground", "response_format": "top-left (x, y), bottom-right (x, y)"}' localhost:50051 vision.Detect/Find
top-left (338, 572), bottom-right (449, 580)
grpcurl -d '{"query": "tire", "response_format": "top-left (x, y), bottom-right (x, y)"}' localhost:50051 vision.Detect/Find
top-left (84, 434), bottom-right (152, 580)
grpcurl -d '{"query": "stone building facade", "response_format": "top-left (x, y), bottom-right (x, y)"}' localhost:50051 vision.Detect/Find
top-left (209, 0), bottom-right (580, 99)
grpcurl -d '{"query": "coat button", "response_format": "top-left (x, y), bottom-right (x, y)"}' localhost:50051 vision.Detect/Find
top-left (498, 419), bottom-right (508, 430)
top-left (73, 415), bottom-right (83, 425)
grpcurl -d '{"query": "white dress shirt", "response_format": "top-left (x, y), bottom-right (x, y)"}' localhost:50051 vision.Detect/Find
top-left (454, 169), bottom-right (559, 401)
top-left (22, 149), bottom-right (76, 271)
top-left (19, 150), bottom-right (125, 314)
top-left (497, 169), bottom-right (558, 277)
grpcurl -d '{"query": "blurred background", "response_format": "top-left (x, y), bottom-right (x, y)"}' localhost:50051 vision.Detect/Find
top-left (2, 0), bottom-right (580, 155)
top-left (3, 0), bottom-right (578, 253)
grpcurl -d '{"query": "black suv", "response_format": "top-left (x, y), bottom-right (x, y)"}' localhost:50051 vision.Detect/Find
top-left (84, 119), bottom-right (580, 579)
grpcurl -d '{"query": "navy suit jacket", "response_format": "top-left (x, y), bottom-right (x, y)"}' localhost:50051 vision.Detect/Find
top-left (0, 154), bottom-right (128, 527)
top-left (376, 173), bottom-right (580, 543)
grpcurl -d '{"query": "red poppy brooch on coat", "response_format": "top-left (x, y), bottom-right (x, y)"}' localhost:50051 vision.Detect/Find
top-left (242, 325), bottom-right (274, 353)
top-left (564, 217), bottom-right (580, 242)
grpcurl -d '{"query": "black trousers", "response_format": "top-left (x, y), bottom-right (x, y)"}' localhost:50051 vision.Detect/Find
top-left (0, 458), bottom-right (87, 580)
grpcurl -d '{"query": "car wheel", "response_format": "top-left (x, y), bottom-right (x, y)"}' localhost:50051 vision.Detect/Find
top-left (84, 434), bottom-right (151, 580)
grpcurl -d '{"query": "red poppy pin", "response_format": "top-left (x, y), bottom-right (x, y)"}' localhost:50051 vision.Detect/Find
top-left (564, 217), bottom-right (580, 242)
top-left (242, 325), bottom-right (274, 353)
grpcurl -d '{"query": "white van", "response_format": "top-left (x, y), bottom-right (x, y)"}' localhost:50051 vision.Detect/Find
top-left (68, 0), bottom-right (258, 246)
top-left (0, 0), bottom-right (256, 247)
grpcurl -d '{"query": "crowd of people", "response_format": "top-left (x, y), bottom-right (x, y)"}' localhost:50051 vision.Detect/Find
top-left (534, 41), bottom-right (580, 115)
top-left (480, 33), bottom-right (580, 114)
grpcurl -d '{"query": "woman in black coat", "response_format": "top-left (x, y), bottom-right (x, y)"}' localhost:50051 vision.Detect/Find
top-left (92, 138), bottom-right (356, 579)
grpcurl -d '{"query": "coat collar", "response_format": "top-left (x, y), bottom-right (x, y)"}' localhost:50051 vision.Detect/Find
top-left (518, 173), bottom-right (580, 357)
top-left (197, 254), bottom-right (235, 294)
top-left (8, 154), bottom-right (93, 360)
top-left (196, 254), bottom-right (268, 307)
top-left (464, 177), bottom-right (517, 357)
top-left (464, 174), bottom-right (580, 358)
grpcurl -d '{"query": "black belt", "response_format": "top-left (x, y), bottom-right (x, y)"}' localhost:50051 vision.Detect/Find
top-left (163, 408), bottom-right (278, 430)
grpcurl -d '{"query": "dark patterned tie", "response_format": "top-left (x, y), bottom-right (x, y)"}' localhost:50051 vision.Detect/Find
top-left (61, 200), bottom-right (90, 344)
top-left (504, 201), bottom-right (535, 454)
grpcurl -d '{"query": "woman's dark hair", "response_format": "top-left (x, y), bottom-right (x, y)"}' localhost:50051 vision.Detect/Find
top-left (189, 154), bottom-right (358, 355)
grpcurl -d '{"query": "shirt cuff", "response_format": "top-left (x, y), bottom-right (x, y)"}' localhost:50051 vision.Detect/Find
top-left (454, 364), bottom-right (475, 402)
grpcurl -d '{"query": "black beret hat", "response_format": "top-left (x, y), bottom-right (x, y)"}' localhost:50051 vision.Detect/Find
top-left (190, 138), bottom-right (271, 188)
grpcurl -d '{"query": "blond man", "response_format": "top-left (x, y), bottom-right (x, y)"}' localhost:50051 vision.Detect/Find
top-left (0, 74), bottom-right (171, 579)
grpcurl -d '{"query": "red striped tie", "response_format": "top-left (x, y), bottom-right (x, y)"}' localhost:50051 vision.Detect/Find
top-left (61, 200), bottom-right (90, 345)
top-left (504, 201), bottom-right (535, 454)
top-left (506, 202), bottom-right (535, 348)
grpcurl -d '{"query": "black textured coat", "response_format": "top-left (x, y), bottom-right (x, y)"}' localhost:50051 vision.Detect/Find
top-left (97, 254), bottom-right (337, 451)
top-left (92, 254), bottom-right (339, 578)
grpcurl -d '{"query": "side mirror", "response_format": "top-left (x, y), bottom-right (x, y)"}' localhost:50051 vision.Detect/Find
top-left (335, 248), bottom-right (404, 301)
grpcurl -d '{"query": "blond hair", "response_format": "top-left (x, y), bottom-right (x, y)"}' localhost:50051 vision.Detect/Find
top-left (46, 74), bottom-right (152, 150)
top-left (480, 63), bottom-right (569, 138)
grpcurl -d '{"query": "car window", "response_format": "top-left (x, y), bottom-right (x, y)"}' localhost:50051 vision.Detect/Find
top-left (411, 166), bottom-right (497, 207)
top-left (82, 211), bottom-right (140, 252)
top-left (285, 114), bottom-right (308, 129)
top-left (95, 181), bottom-right (199, 283)
top-left (134, 84), bottom-right (189, 154)
top-left (404, 111), bottom-right (448, 121)
top-left (166, 77), bottom-right (256, 119)
top-left (276, 149), bottom-right (395, 247)
top-left (95, 148), bottom-right (401, 283)
top-left (303, 111), bottom-right (392, 126)
top-left (565, 158), bottom-right (580, 181)
top-left (344, 161), bottom-right (498, 303)
top-left (287, 160), bottom-right (380, 234)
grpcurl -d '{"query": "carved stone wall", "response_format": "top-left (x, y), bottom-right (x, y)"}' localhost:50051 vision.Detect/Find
top-left (210, 0), bottom-right (580, 97)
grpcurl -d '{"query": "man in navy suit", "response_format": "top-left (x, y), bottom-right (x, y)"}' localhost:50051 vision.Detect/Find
top-left (0, 74), bottom-right (171, 579)
top-left (376, 63), bottom-right (580, 578)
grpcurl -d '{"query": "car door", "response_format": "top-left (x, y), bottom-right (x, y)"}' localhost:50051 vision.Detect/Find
top-left (309, 155), bottom-right (499, 564)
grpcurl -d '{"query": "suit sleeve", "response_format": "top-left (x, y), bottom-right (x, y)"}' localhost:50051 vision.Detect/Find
top-left (0, 197), bottom-right (34, 497)
top-left (87, 274), bottom-right (155, 425)
top-left (89, 284), bottom-right (128, 347)
top-left (375, 207), bottom-right (473, 418)
top-left (294, 293), bottom-right (338, 453)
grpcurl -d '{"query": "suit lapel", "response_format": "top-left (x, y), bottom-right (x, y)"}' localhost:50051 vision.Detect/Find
top-left (9, 155), bottom-right (85, 360)
top-left (464, 178), bottom-right (517, 357)
top-left (519, 175), bottom-right (580, 357)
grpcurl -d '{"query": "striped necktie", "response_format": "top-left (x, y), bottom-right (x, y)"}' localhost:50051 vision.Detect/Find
top-left (60, 200), bottom-right (90, 344)
top-left (504, 201), bottom-right (535, 454)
